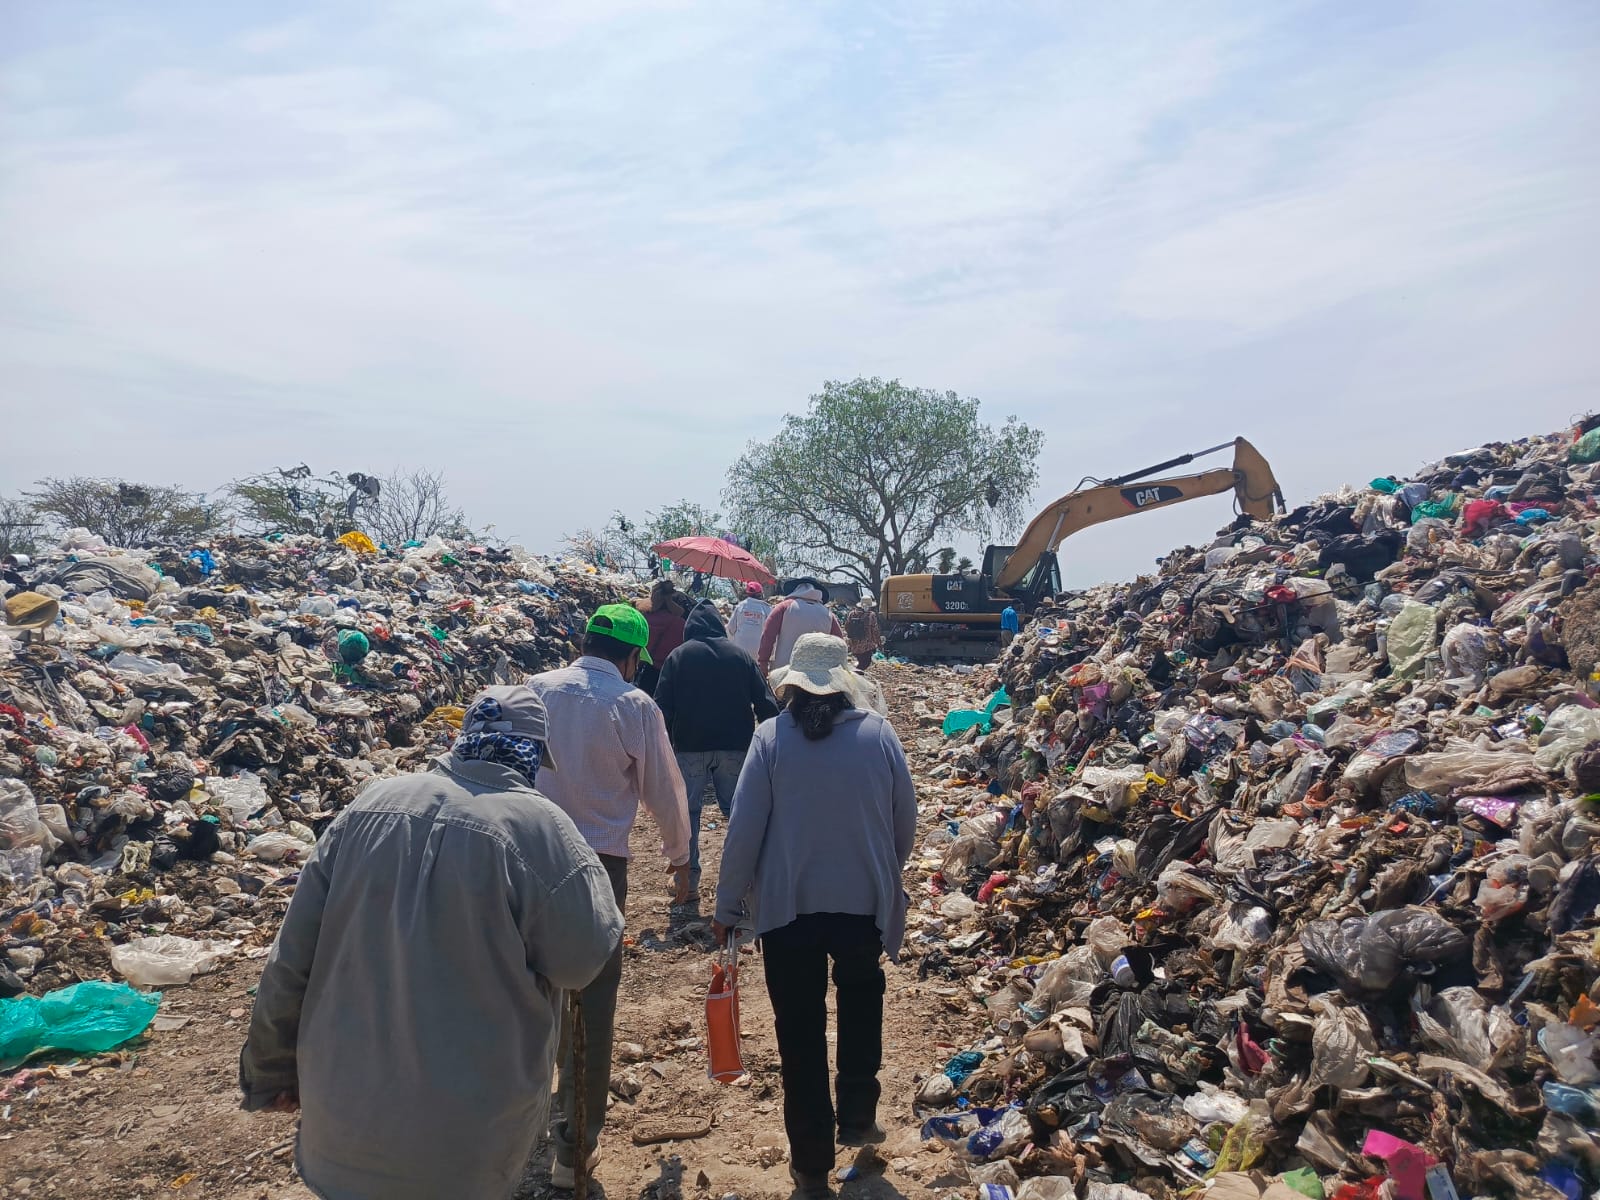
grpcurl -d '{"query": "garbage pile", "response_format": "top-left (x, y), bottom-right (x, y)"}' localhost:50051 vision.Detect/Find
top-left (0, 529), bottom-right (633, 1009)
top-left (908, 426), bottom-right (1600, 1200)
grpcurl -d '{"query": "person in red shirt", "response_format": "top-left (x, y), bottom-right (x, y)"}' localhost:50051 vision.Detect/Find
top-left (636, 579), bottom-right (687, 696)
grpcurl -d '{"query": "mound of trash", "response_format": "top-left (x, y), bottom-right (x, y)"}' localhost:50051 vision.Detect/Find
top-left (906, 425), bottom-right (1600, 1200)
top-left (0, 529), bottom-right (635, 1004)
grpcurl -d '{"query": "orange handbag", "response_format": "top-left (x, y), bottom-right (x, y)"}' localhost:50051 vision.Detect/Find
top-left (705, 943), bottom-right (745, 1083)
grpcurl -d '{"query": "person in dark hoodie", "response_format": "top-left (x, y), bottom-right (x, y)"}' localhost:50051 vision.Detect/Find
top-left (653, 600), bottom-right (779, 892)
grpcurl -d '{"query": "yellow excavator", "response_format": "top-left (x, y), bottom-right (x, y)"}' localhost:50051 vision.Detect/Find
top-left (880, 437), bottom-right (1285, 660)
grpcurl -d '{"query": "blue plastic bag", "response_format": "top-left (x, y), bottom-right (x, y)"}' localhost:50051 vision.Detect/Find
top-left (0, 981), bottom-right (161, 1064)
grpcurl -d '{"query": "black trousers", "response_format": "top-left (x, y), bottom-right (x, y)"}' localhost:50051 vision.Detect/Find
top-left (761, 913), bottom-right (886, 1175)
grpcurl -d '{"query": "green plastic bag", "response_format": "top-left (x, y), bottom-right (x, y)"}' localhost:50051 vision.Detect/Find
top-left (1571, 428), bottom-right (1600, 463)
top-left (1369, 477), bottom-right (1400, 493)
top-left (1387, 600), bottom-right (1437, 681)
top-left (0, 981), bottom-right (161, 1064)
top-left (942, 687), bottom-right (1010, 737)
top-left (1279, 1167), bottom-right (1325, 1199)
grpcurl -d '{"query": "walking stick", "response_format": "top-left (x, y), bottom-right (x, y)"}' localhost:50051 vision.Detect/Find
top-left (569, 989), bottom-right (589, 1200)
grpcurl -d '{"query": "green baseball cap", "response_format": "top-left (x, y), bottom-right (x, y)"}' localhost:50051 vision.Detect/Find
top-left (587, 603), bottom-right (653, 663)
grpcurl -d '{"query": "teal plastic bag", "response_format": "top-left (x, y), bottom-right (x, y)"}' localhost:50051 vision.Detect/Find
top-left (0, 981), bottom-right (161, 1064)
top-left (1412, 494), bottom-right (1457, 520)
top-left (1571, 428), bottom-right (1600, 463)
top-left (1369, 477), bottom-right (1400, 493)
top-left (942, 687), bottom-right (1010, 738)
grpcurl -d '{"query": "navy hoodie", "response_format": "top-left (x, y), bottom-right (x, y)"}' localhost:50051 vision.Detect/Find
top-left (654, 601), bottom-right (780, 753)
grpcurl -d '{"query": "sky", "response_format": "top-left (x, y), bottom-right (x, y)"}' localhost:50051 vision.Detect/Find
top-left (2, 1), bottom-right (1597, 586)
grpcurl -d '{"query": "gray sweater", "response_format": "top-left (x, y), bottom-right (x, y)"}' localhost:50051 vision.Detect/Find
top-left (240, 753), bottom-right (624, 1200)
top-left (714, 708), bottom-right (917, 959)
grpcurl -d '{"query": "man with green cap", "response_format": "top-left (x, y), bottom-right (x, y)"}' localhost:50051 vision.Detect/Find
top-left (527, 603), bottom-right (692, 1189)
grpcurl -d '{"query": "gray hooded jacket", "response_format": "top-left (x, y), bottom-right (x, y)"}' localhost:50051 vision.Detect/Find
top-left (240, 752), bottom-right (623, 1200)
top-left (714, 707), bottom-right (916, 959)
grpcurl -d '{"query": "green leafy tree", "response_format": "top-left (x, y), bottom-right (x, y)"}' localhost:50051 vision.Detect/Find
top-left (723, 378), bottom-right (1043, 593)
top-left (27, 477), bottom-right (220, 547)
top-left (645, 500), bottom-right (720, 548)
top-left (598, 501), bottom-right (722, 571)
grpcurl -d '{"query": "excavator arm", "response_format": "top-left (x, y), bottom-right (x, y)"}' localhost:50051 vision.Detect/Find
top-left (994, 437), bottom-right (1284, 592)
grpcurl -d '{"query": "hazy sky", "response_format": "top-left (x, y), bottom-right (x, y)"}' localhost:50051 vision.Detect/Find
top-left (3, 1), bottom-right (1597, 585)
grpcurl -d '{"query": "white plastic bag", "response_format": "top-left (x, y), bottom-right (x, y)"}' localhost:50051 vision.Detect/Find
top-left (1309, 998), bottom-right (1377, 1088)
top-left (1212, 902), bottom-right (1272, 951)
top-left (1155, 862), bottom-right (1220, 911)
top-left (110, 935), bottom-right (236, 987)
top-left (1018, 1176), bottom-right (1080, 1200)
top-left (1032, 947), bottom-right (1100, 1013)
top-left (1475, 854), bottom-right (1531, 923)
top-left (0, 779), bottom-right (53, 884)
top-left (1539, 1022), bottom-right (1600, 1085)
top-left (1084, 916), bottom-right (1127, 967)
top-left (1534, 705), bottom-right (1600, 773)
top-left (208, 774), bottom-right (269, 827)
top-left (245, 831), bottom-right (312, 864)
top-left (1182, 1085), bottom-right (1250, 1127)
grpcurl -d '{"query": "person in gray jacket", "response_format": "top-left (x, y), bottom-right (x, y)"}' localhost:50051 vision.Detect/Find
top-left (240, 685), bottom-right (624, 1200)
top-left (713, 634), bottom-right (916, 1199)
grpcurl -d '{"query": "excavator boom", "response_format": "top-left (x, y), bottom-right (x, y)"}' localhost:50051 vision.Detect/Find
top-left (994, 437), bottom-right (1283, 591)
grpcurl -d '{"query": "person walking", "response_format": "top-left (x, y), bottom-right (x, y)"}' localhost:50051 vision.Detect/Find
top-left (843, 596), bottom-right (882, 671)
top-left (240, 686), bottom-right (624, 1200)
top-left (758, 578), bottom-right (842, 674)
top-left (713, 634), bottom-right (916, 1198)
top-left (653, 600), bottom-right (779, 894)
top-left (726, 581), bottom-right (771, 659)
top-left (636, 579), bottom-right (687, 696)
top-left (527, 604), bottom-right (693, 1188)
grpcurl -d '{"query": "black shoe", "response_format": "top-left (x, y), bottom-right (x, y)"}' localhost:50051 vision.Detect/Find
top-left (789, 1166), bottom-right (835, 1198)
top-left (837, 1123), bottom-right (886, 1147)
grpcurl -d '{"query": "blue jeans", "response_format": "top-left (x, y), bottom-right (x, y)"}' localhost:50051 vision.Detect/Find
top-left (675, 749), bottom-right (746, 880)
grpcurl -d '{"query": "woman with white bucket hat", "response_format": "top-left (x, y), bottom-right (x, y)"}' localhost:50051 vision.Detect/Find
top-left (713, 633), bottom-right (915, 1197)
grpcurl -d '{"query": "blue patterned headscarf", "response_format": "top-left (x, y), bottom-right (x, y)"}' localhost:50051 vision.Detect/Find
top-left (452, 696), bottom-right (544, 787)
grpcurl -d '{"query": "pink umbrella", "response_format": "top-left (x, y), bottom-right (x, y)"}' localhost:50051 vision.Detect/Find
top-left (651, 536), bottom-right (776, 586)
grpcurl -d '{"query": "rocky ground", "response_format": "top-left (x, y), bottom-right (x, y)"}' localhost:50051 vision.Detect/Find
top-left (0, 663), bottom-right (979, 1200)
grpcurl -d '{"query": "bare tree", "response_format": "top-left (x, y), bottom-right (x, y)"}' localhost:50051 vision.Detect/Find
top-left (27, 477), bottom-right (220, 547)
top-left (361, 470), bottom-right (471, 547)
top-left (563, 526), bottom-right (628, 569)
top-left (0, 496), bottom-right (43, 558)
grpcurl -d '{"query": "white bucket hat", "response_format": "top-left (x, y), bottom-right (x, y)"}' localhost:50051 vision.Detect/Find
top-left (768, 633), bottom-right (887, 715)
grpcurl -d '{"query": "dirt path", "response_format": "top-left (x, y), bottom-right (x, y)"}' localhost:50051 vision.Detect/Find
top-left (1, 665), bottom-right (979, 1200)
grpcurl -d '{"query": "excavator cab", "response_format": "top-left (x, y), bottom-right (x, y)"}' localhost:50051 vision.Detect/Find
top-left (918, 545), bottom-right (1060, 618)
top-left (1003, 545), bottom-right (1062, 600)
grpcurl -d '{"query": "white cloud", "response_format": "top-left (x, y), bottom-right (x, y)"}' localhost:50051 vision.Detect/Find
top-left (0, 1), bottom-right (1596, 579)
